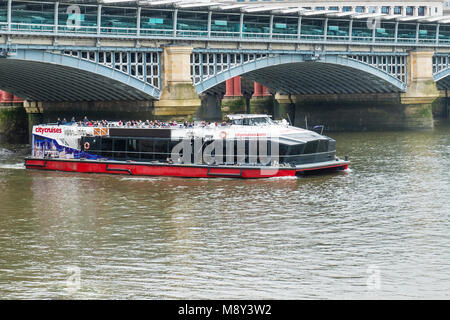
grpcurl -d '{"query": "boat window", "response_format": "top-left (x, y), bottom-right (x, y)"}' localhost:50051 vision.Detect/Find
top-left (169, 139), bottom-right (192, 162)
top-left (101, 138), bottom-right (113, 158)
top-left (234, 139), bottom-right (246, 164)
top-left (288, 144), bottom-right (305, 155)
top-left (278, 143), bottom-right (289, 163)
top-left (113, 139), bottom-right (126, 160)
top-left (279, 143), bottom-right (289, 156)
top-left (248, 117), bottom-right (273, 125)
top-left (154, 140), bottom-right (168, 160)
top-left (317, 140), bottom-right (329, 153)
top-left (127, 139), bottom-right (139, 160)
top-left (328, 139), bottom-right (336, 152)
top-left (140, 139), bottom-right (154, 160)
top-left (304, 140), bottom-right (319, 154)
top-left (232, 117), bottom-right (273, 125)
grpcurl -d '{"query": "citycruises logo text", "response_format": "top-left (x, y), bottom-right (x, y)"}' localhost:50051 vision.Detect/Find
top-left (35, 127), bottom-right (62, 134)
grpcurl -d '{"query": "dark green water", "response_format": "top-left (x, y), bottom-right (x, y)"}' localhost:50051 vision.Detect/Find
top-left (0, 125), bottom-right (449, 299)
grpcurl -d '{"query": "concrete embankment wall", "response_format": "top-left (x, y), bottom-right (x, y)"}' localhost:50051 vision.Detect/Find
top-left (0, 105), bottom-right (28, 144)
top-left (291, 93), bottom-right (435, 131)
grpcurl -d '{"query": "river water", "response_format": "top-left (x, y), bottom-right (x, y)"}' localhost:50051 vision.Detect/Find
top-left (0, 124), bottom-right (449, 300)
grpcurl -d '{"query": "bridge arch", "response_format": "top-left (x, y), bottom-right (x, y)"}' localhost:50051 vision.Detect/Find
top-left (433, 68), bottom-right (450, 90)
top-left (194, 54), bottom-right (407, 95)
top-left (0, 49), bottom-right (160, 101)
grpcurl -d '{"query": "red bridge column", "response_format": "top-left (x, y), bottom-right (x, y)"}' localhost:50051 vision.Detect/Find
top-left (232, 76), bottom-right (243, 97)
top-left (0, 90), bottom-right (23, 104)
top-left (224, 76), bottom-right (243, 97)
top-left (253, 82), bottom-right (262, 97)
top-left (225, 79), bottom-right (234, 97)
top-left (0, 91), bottom-right (14, 104)
top-left (262, 84), bottom-right (271, 96)
top-left (252, 82), bottom-right (271, 98)
top-left (221, 76), bottom-right (246, 117)
top-left (250, 82), bottom-right (274, 116)
top-left (13, 95), bottom-right (23, 103)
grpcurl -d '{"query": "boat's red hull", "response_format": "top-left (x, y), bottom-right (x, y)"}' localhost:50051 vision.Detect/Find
top-left (24, 158), bottom-right (349, 179)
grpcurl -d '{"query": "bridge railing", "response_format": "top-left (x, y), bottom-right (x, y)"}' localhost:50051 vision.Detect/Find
top-left (4, 25), bottom-right (445, 48)
top-left (140, 28), bottom-right (173, 36)
top-left (242, 32), bottom-right (271, 39)
top-left (210, 31), bottom-right (240, 39)
top-left (374, 37), bottom-right (397, 43)
top-left (57, 25), bottom-right (97, 34)
top-left (272, 33), bottom-right (298, 41)
top-left (177, 29), bottom-right (208, 37)
top-left (100, 26), bottom-right (137, 36)
top-left (10, 22), bottom-right (54, 32)
top-left (5, 21), bottom-right (450, 47)
top-left (2, 2), bottom-right (450, 47)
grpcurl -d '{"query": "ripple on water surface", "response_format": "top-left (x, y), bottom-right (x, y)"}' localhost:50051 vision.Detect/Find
top-left (0, 127), bottom-right (449, 299)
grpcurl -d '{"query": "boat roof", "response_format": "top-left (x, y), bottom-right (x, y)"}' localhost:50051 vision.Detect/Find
top-left (226, 114), bottom-right (272, 120)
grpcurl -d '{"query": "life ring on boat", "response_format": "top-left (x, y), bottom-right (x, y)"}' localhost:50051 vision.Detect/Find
top-left (84, 142), bottom-right (90, 150)
top-left (219, 131), bottom-right (227, 139)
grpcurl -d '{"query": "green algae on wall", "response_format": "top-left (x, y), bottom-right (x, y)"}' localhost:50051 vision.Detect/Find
top-left (0, 106), bottom-right (28, 144)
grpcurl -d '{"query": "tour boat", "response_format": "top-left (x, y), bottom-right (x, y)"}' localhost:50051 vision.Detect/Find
top-left (24, 115), bottom-right (349, 179)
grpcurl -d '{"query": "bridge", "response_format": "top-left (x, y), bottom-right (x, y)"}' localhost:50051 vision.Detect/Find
top-left (1, 0), bottom-right (450, 142)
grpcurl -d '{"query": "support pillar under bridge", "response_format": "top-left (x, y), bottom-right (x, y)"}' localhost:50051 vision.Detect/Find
top-left (221, 76), bottom-right (246, 116)
top-left (249, 82), bottom-right (273, 116)
top-left (153, 46), bottom-right (201, 120)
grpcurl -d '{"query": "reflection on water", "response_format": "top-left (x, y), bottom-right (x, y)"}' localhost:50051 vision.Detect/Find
top-left (0, 126), bottom-right (449, 299)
